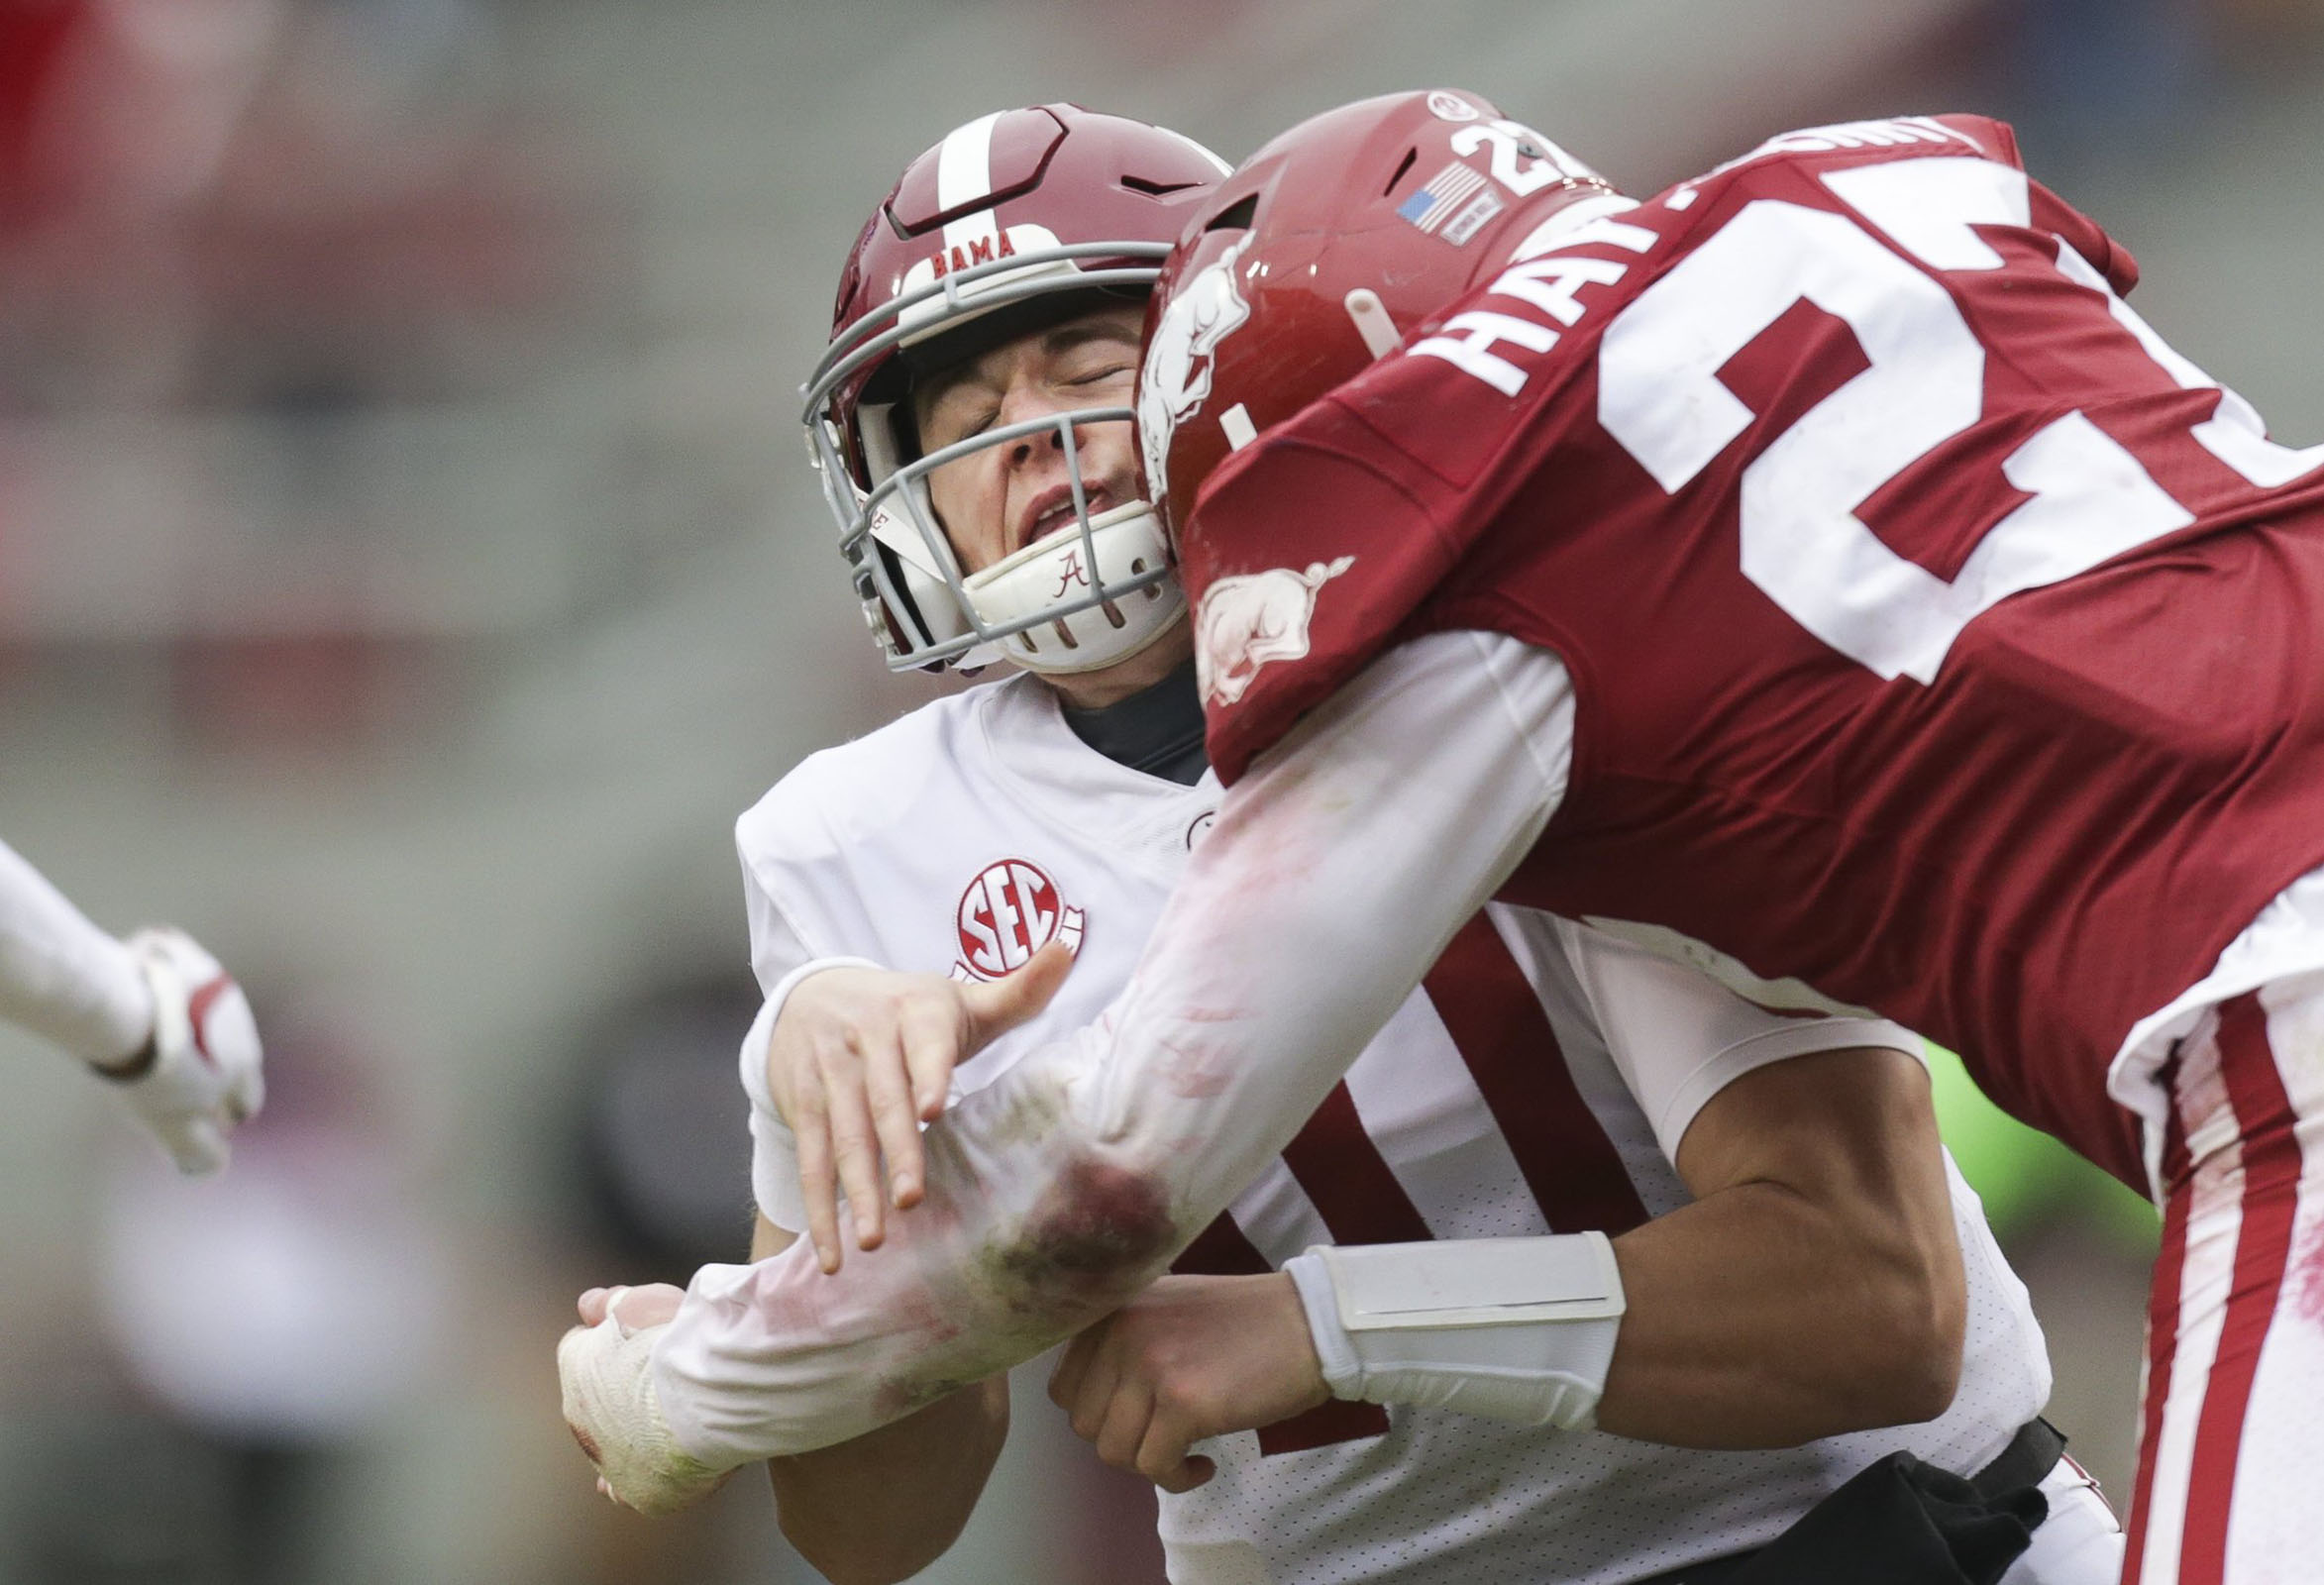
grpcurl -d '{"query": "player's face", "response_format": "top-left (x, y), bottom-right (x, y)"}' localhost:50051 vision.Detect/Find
top-left (911, 303), bottom-right (1144, 577)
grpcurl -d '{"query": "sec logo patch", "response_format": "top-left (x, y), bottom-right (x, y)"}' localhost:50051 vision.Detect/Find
top-left (953, 859), bottom-right (1086, 982)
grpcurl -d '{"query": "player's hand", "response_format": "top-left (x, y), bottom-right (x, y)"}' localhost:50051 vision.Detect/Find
top-left (560, 1281), bottom-right (730, 1514)
top-left (91, 927), bottom-right (264, 1175)
top-left (578, 1283), bottom-right (685, 1330)
top-left (769, 942), bottom-right (1073, 1274)
top-left (1048, 1273), bottom-right (1331, 1493)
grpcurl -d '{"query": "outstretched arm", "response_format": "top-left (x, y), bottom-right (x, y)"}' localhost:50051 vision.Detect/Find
top-left (0, 835), bottom-right (152, 1065)
top-left (0, 838), bottom-right (262, 1174)
top-left (560, 629), bottom-right (1573, 1507)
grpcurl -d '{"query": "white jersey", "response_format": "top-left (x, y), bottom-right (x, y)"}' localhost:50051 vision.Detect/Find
top-left (734, 672), bottom-right (2054, 1585)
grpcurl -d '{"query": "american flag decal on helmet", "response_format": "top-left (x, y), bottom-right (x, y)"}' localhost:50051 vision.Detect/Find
top-left (1398, 160), bottom-right (1490, 234)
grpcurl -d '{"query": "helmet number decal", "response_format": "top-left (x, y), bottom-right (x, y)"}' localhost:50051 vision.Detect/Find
top-left (1448, 120), bottom-right (1599, 198)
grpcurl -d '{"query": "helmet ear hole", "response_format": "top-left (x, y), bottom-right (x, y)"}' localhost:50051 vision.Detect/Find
top-left (1204, 195), bottom-right (1259, 233)
top-left (1121, 175), bottom-right (1205, 197)
top-left (873, 540), bottom-right (939, 651)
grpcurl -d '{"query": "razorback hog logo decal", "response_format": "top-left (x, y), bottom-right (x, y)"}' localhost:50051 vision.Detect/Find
top-left (1194, 557), bottom-right (1355, 707)
top-left (1138, 237), bottom-right (1251, 508)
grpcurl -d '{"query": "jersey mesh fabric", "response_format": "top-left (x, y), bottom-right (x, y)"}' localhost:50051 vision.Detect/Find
top-left (1175, 113), bottom-right (2324, 1189)
top-left (735, 673), bottom-right (2050, 1585)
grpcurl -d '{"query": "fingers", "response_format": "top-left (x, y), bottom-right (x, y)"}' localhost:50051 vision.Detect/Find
top-left (605, 1283), bottom-right (686, 1331)
top-left (898, 995), bottom-right (961, 1126)
top-left (1051, 1327), bottom-right (1121, 1446)
top-left (859, 1023), bottom-right (926, 1209)
top-left (1092, 1374), bottom-right (1157, 1473)
top-left (815, 1037), bottom-right (887, 1253)
top-left (1054, 1332), bottom-right (1214, 1493)
top-left (201, 981), bottom-right (264, 1119)
top-left (789, 1087), bottom-right (844, 1274)
top-left (1137, 1422), bottom-right (1215, 1494)
top-left (1155, 1453), bottom-right (1216, 1493)
top-left (777, 975), bottom-right (967, 1262)
top-left (1048, 1327), bottom-right (1100, 1417)
top-left (160, 1113), bottom-right (229, 1176)
top-left (959, 941), bottom-right (1075, 1050)
top-left (569, 1285), bottom-right (683, 1348)
top-left (587, 1286), bottom-right (637, 1330)
top-left (228, 1048), bottom-right (264, 1122)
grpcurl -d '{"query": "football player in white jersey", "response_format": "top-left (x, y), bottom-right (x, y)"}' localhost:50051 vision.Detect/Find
top-left (0, 834), bottom-right (261, 1174)
top-left (562, 107), bottom-right (2120, 1585)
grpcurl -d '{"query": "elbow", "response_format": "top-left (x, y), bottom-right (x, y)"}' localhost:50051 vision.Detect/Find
top-left (948, 1049), bottom-right (1190, 1321)
top-left (991, 1154), bottom-right (1183, 1315)
top-left (1844, 1230), bottom-right (1967, 1429)
top-left (771, 1383), bottom-right (1008, 1585)
top-left (1874, 1289), bottom-right (1965, 1426)
top-left (782, 1522), bottom-right (963, 1585)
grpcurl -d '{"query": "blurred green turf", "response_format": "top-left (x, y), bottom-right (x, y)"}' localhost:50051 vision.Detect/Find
top-left (1924, 1041), bottom-right (2160, 1249)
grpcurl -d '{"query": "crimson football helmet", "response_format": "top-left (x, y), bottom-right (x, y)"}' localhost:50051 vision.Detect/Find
top-left (1138, 89), bottom-right (1626, 543)
top-left (804, 105), bottom-right (1228, 673)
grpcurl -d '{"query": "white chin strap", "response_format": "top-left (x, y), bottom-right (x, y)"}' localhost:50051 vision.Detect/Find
top-left (961, 500), bottom-right (1185, 675)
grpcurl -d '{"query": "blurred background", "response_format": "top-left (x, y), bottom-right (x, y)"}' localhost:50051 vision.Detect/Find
top-left (0, 0), bottom-right (2316, 1579)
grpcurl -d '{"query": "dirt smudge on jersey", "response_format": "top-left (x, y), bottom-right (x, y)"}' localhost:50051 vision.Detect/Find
top-left (988, 1156), bottom-right (1176, 1311)
top-left (967, 1056), bottom-right (1073, 1154)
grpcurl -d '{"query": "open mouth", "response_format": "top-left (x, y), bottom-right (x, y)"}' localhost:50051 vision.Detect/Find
top-left (1018, 484), bottom-right (1118, 552)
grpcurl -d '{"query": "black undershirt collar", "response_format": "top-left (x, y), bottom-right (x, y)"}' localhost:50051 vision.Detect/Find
top-left (1058, 660), bottom-right (1210, 787)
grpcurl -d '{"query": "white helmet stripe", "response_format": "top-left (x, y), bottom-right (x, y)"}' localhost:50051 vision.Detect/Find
top-left (938, 111), bottom-right (1004, 257)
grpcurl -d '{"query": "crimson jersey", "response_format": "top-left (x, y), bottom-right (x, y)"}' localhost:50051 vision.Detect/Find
top-left (1178, 115), bottom-right (2324, 1187)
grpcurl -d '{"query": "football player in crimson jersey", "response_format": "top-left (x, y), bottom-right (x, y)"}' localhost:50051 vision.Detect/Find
top-left (560, 106), bottom-right (2123, 1585)
top-left (1121, 94), bottom-right (2324, 1585)
top-left (0, 834), bottom-right (262, 1174)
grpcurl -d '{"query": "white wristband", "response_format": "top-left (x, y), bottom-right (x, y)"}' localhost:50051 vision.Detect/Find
top-left (738, 956), bottom-right (885, 1116)
top-left (740, 957), bottom-right (885, 1230)
top-left (1283, 1232), bottom-right (1627, 1430)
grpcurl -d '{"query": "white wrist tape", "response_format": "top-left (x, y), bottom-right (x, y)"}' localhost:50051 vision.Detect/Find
top-left (1284, 1232), bottom-right (1626, 1430)
top-left (557, 1316), bottom-right (728, 1515)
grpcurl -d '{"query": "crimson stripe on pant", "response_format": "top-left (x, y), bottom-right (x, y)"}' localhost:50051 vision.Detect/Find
top-left (2123, 1057), bottom-right (2193, 1585)
top-left (2179, 993), bottom-right (2302, 1582)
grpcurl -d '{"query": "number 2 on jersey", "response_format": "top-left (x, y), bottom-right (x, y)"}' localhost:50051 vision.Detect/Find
top-left (1596, 157), bottom-right (2324, 682)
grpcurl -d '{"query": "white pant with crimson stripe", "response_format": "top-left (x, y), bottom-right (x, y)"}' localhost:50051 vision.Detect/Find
top-left (2128, 974), bottom-right (2324, 1584)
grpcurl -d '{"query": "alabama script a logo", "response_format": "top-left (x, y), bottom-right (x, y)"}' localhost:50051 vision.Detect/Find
top-left (952, 858), bottom-right (1087, 982)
